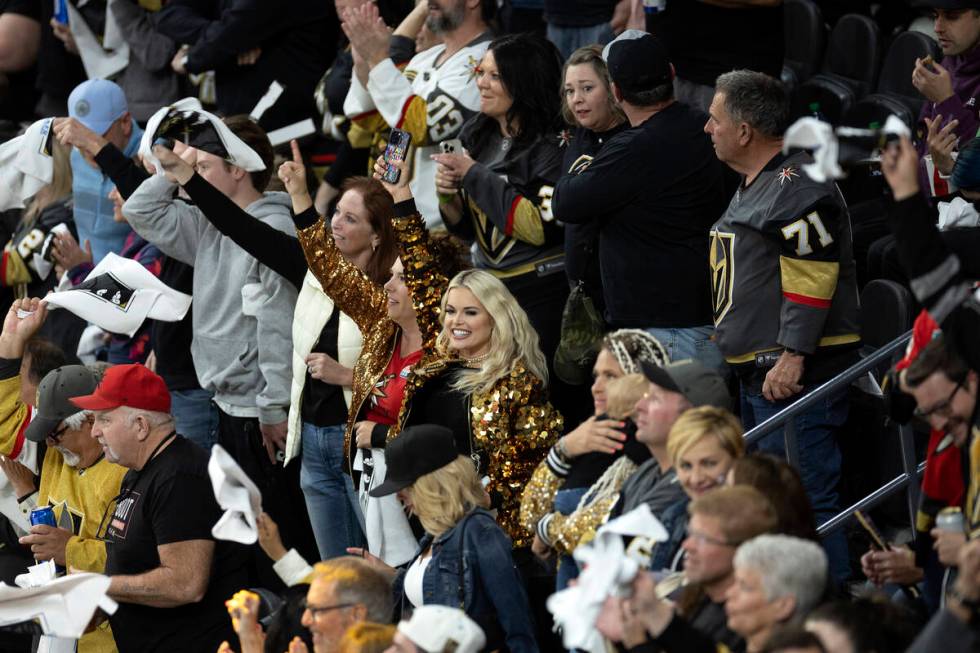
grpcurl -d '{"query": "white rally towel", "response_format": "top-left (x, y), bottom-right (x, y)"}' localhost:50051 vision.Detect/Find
top-left (0, 572), bottom-right (117, 640)
top-left (0, 118), bottom-right (56, 211)
top-left (355, 448), bottom-right (418, 567)
top-left (44, 253), bottom-right (192, 337)
top-left (65, 0), bottom-right (130, 80)
top-left (547, 504), bottom-right (668, 653)
top-left (208, 444), bottom-right (262, 544)
top-left (140, 97), bottom-right (266, 174)
top-left (783, 114), bottom-right (911, 182)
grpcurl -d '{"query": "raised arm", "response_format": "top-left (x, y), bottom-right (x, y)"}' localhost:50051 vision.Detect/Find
top-left (375, 157), bottom-right (450, 348)
top-left (280, 142), bottom-right (389, 332)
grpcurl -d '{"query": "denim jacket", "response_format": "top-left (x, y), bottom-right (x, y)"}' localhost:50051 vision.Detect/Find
top-left (393, 508), bottom-right (539, 653)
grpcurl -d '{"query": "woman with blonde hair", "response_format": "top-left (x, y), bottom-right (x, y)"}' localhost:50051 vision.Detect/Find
top-left (356, 425), bottom-right (539, 653)
top-left (651, 406), bottom-right (746, 571)
top-left (2, 136), bottom-right (74, 297)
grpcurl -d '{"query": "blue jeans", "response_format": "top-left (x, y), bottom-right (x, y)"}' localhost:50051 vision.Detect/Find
top-left (546, 22), bottom-right (615, 61)
top-left (170, 388), bottom-right (217, 450)
top-left (300, 422), bottom-right (366, 560)
top-left (645, 325), bottom-right (729, 379)
top-left (553, 487), bottom-right (588, 591)
top-left (741, 386), bottom-right (851, 584)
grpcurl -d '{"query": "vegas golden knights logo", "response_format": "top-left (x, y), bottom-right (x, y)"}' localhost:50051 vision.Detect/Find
top-left (709, 230), bottom-right (735, 324)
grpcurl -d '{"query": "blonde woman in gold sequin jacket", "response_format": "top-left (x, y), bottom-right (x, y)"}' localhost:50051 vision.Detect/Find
top-left (370, 157), bottom-right (563, 549)
top-left (280, 152), bottom-right (562, 551)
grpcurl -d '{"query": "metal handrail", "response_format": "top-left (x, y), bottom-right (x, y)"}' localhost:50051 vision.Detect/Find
top-left (743, 331), bottom-right (913, 448)
top-left (740, 330), bottom-right (922, 537)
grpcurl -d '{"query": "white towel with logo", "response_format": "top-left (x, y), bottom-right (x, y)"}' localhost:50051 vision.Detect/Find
top-left (44, 253), bottom-right (192, 337)
top-left (355, 448), bottom-right (418, 567)
top-left (140, 97), bottom-right (266, 174)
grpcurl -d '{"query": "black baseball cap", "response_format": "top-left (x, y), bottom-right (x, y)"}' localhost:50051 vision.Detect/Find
top-left (25, 365), bottom-right (98, 442)
top-left (640, 359), bottom-right (732, 411)
top-left (602, 30), bottom-right (673, 95)
top-left (369, 425), bottom-right (458, 497)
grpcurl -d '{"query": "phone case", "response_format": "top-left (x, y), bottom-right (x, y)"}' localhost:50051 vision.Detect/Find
top-left (382, 129), bottom-right (412, 184)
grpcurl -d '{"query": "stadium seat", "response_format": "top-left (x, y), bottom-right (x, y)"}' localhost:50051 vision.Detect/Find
top-left (781, 0), bottom-right (825, 91)
top-left (843, 31), bottom-right (942, 129)
top-left (793, 13), bottom-right (882, 124)
top-left (860, 279), bottom-right (914, 354)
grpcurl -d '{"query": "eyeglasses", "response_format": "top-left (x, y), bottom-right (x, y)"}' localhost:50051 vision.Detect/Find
top-left (914, 377), bottom-right (965, 420)
top-left (303, 600), bottom-right (356, 620)
top-left (686, 528), bottom-right (737, 548)
top-left (49, 424), bottom-right (70, 444)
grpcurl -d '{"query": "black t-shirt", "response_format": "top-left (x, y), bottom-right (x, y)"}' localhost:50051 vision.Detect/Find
top-left (650, 1), bottom-right (784, 87)
top-left (104, 436), bottom-right (248, 653)
top-left (0, 0), bottom-right (40, 121)
top-left (301, 309), bottom-right (348, 426)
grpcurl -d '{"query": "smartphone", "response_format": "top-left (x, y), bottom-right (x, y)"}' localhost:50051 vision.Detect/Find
top-left (440, 138), bottom-right (464, 155)
top-left (381, 128), bottom-right (412, 184)
top-left (53, 0), bottom-right (69, 25)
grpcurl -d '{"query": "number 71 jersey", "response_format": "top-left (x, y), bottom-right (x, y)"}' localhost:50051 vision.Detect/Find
top-left (708, 150), bottom-right (860, 366)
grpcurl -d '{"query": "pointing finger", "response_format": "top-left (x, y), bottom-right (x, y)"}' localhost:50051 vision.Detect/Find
top-left (290, 139), bottom-right (302, 165)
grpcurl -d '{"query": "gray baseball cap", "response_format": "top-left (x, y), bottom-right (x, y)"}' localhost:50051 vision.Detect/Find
top-left (24, 366), bottom-right (99, 443)
top-left (640, 359), bottom-right (732, 411)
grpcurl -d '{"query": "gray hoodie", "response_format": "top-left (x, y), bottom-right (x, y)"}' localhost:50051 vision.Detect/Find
top-left (123, 174), bottom-right (297, 424)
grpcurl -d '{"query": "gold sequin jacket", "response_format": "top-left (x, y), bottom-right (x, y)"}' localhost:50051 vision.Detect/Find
top-left (391, 201), bottom-right (563, 548)
top-left (294, 204), bottom-right (442, 466)
top-left (297, 201), bottom-right (563, 547)
top-left (519, 447), bottom-right (629, 555)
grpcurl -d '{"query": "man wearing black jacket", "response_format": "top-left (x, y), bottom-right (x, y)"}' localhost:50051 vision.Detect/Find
top-left (552, 31), bottom-right (733, 371)
top-left (156, 0), bottom-right (338, 133)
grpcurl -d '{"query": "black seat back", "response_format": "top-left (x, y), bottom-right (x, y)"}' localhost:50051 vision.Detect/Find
top-left (823, 13), bottom-right (882, 96)
top-left (878, 31), bottom-right (942, 99)
top-left (784, 0), bottom-right (825, 84)
top-left (860, 279), bottom-right (914, 354)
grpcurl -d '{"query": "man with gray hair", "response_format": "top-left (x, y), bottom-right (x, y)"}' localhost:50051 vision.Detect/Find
top-left (69, 362), bottom-right (248, 653)
top-left (552, 31), bottom-right (733, 370)
top-left (705, 69), bottom-right (860, 583)
top-left (301, 556), bottom-right (393, 653)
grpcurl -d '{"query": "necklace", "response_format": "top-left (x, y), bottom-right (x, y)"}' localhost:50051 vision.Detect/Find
top-left (460, 351), bottom-right (491, 367)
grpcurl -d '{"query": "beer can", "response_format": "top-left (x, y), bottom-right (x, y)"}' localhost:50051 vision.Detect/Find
top-left (936, 506), bottom-right (965, 533)
top-left (30, 506), bottom-right (57, 528)
top-left (53, 0), bottom-right (69, 26)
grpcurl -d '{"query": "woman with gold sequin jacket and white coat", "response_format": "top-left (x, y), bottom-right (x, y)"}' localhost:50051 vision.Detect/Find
top-left (280, 151), bottom-right (562, 559)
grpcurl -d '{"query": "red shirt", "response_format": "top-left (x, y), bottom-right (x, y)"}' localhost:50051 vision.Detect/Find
top-left (364, 340), bottom-right (422, 426)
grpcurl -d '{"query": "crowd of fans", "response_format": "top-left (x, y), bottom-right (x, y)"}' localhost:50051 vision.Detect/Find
top-left (0, 0), bottom-right (978, 652)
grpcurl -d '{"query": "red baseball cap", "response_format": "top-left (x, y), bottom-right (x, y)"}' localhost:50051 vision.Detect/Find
top-left (70, 364), bottom-right (171, 413)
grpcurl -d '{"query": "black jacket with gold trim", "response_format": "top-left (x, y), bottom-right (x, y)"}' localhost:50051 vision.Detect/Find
top-left (446, 121), bottom-right (564, 278)
top-left (709, 150), bottom-right (860, 384)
